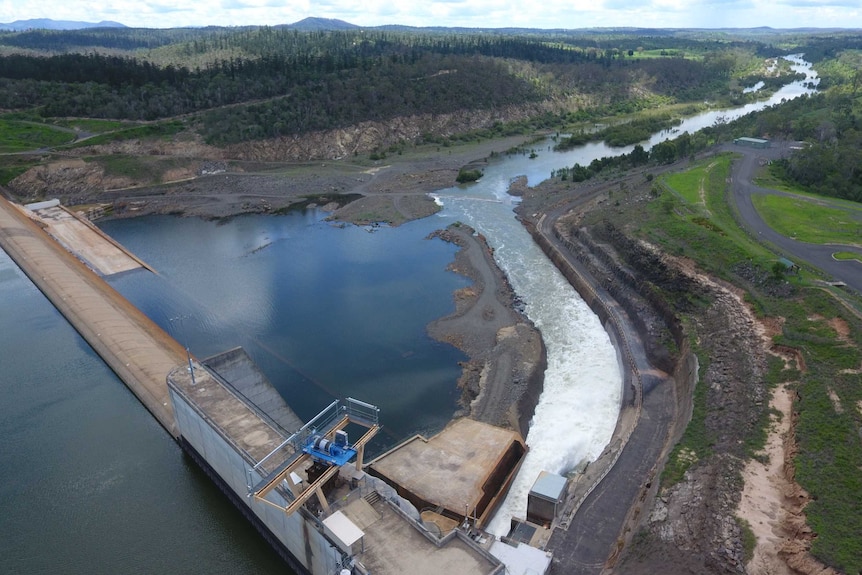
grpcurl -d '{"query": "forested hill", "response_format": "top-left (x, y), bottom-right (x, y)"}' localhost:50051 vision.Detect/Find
top-left (0, 26), bottom-right (835, 147)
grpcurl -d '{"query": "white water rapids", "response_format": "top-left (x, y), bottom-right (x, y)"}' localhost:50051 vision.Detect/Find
top-left (433, 169), bottom-right (622, 536)
top-left (431, 53), bottom-right (819, 536)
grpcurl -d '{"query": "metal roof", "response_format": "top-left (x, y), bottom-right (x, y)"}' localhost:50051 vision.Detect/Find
top-left (530, 471), bottom-right (567, 502)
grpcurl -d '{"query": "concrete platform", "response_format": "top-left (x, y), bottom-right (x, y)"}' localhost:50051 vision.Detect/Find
top-left (341, 494), bottom-right (501, 575)
top-left (369, 418), bottom-right (526, 526)
top-left (169, 358), bottom-right (505, 574)
top-left (203, 347), bottom-right (304, 434)
top-left (25, 203), bottom-right (151, 276)
top-left (0, 197), bottom-right (185, 436)
top-left (168, 359), bottom-right (297, 469)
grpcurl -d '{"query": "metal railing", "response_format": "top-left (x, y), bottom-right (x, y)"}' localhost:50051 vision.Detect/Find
top-left (247, 398), bottom-right (381, 497)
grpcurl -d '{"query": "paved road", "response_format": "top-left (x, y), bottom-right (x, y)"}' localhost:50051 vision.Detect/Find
top-left (726, 142), bottom-right (862, 294)
top-left (540, 144), bottom-right (861, 573)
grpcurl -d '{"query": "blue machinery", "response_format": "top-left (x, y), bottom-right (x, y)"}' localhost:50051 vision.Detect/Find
top-left (304, 430), bottom-right (356, 467)
top-left (247, 398), bottom-right (380, 516)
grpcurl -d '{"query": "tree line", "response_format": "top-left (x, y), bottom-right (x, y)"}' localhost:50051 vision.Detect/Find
top-left (0, 27), bottom-right (830, 147)
top-left (0, 26), bottom-right (859, 202)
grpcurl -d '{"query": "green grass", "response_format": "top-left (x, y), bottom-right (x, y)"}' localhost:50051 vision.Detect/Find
top-left (0, 154), bottom-right (39, 185)
top-left (786, 291), bottom-right (862, 572)
top-left (83, 154), bottom-right (193, 184)
top-left (752, 193), bottom-right (862, 245)
top-left (67, 120), bottom-right (186, 148)
top-left (756, 167), bottom-right (862, 210)
top-left (0, 164), bottom-right (33, 185)
top-left (626, 49), bottom-right (700, 60)
top-left (624, 154), bottom-right (862, 573)
top-left (0, 119), bottom-right (76, 152)
top-left (86, 155), bottom-right (152, 180)
top-left (608, 155), bottom-right (862, 573)
top-left (833, 251), bottom-right (862, 263)
top-left (664, 160), bottom-right (715, 205)
top-left (647, 154), bottom-right (776, 279)
top-left (52, 119), bottom-right (134, 134)
top-left (661, 337), bottom-right (711, 487)
top-left (738, 517), bottom-right (757, 564)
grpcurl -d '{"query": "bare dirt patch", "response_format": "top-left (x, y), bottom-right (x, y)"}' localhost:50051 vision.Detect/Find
top-left (52, 139), bottom-right (523, 223)
top-left (828, 316), bottom-right (851, 343)
top-left (774, 409), bottom-right (841, 575)
top-left (737, 384), bottom-right (795, 575)
top-left (758, 315), bottom-right (785, 341)
top-left (426, 225), bottom-right (545, 437)
top-left (826, 387), bottom-right (844, 414)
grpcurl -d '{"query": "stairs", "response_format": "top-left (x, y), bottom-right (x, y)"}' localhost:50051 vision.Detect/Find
top-left (363, 490), bottom-right (380, 506)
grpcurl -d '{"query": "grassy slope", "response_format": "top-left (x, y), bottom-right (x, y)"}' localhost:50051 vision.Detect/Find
top-left (0, 119), bottom-right (75, 152)
top-left (640, 156), bottom-right (862, 572)
top-left (752, 193), bottom-right (862, 245)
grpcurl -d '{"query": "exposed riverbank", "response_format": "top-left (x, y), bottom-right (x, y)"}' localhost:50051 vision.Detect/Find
top-left (8, 135), bottom-right (551, 437)
top-left (3, 130), bottom-right (807, 575)
top-left (427, 224), bottom-right (546, 438)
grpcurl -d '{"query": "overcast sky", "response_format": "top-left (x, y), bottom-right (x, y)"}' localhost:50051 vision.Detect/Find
top-left (2, 0), bottom-right (860, 30)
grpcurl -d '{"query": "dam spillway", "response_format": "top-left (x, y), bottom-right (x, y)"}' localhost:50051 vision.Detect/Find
top-left (0, 196), bottom-right (546, 575)
top-left (0, 197), bottom-right (186, 436)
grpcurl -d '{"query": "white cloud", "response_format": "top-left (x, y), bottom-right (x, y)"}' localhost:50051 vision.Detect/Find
top-left (0, 0), bottom-right (860, 28)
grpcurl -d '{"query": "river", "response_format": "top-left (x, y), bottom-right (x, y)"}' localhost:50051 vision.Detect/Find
top-left (0, 56), bottom-right (817, 572)
top-left (441, 53), bottom-right (819, 535)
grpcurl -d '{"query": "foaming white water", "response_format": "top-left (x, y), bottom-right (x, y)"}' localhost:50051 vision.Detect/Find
top-left (489, 269), bottom-right (621, 536)
top-left (428, 55), bottom-right (817, 535)
top-left (434, 189), bottom-right (622, 537)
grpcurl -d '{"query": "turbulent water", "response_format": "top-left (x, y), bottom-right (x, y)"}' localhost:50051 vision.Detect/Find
top-left (0, 56), bottom-right (818, 570)
top-left (436, 54), bottom-right (819, 534)
top-left (432, 181), bottom-right (623, 535)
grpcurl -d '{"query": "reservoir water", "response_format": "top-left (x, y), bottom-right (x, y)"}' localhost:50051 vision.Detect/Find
top-left (0, 56), bottom-right (817, 572)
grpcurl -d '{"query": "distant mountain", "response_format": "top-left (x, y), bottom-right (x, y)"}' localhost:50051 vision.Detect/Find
top-left (282, 17), bottom-right (359, 31)
top-left (0, 19), bottom-right (127, 31)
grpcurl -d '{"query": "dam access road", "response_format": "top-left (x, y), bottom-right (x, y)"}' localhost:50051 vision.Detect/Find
top-left (0, 196), bottom-right (189, 437)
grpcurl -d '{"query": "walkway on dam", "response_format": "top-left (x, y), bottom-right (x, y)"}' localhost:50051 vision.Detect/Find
top-left (0, 196), bottom-right (186, 437)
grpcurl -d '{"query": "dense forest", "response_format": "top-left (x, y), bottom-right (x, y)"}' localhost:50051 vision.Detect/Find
top-left (0, 25), bottom-right (859, 201)
top-left (0, 26), bottom-right (811, 146)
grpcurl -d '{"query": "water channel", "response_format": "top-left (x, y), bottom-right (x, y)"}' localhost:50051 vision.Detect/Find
top-left (0, 56), bottom-right (817, 573)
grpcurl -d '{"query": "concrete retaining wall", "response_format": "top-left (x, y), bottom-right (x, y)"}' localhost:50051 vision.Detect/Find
top-left (523, 212), bottom-right (702, 556)
top-left (169, 388), bottom-right (343, 575)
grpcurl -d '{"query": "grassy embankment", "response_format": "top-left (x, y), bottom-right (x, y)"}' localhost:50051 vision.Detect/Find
top-left (619, 154), bottom-right (862, 572)
top-left (751, 170), bottom-right (862, 246)
top-left (0, 118), bottom-right (77, 184)
top-left (0, 116), bottom-right (192, 186)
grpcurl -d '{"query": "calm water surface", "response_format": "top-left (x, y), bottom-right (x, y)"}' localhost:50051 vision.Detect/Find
top-left (100, 211), bottom-right (470, 441)
top-left (0, 251), bottom-right (287, 575)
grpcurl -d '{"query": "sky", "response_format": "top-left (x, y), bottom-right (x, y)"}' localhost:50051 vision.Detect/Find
top-left (1, 0), bottom-right (860, 30)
